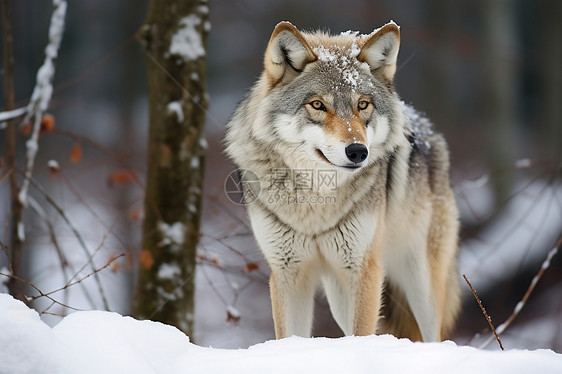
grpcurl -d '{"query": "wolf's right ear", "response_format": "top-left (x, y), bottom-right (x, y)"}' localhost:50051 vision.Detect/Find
top-left (264, 22), bottom-right (317, 85)
top-left (358, 23), bottom-right (400, 85)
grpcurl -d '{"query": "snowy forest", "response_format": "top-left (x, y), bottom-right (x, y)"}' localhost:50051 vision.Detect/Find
top-left (0, 0), bottom-right (561, 371)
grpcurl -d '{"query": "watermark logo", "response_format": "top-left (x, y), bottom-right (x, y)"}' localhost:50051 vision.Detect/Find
top-left (318, 170), bottom-right (337, 190)
top-left (224, 169), bottom-right (260, 205)
top-left (267, 168), bottom-right (337, 192)
top-left (224, 168), bottom-right (338, 206)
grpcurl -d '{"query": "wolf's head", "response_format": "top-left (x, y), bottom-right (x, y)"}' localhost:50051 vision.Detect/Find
top-left (228, 21), bottom-right (405, 178)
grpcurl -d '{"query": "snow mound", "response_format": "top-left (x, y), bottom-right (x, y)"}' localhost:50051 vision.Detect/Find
top-left (1, 293), bottom-right (561, 374)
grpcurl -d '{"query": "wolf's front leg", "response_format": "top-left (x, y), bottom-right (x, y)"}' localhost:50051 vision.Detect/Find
top-left (248, 206), bottom-right (318, 338)
top-left (269, 267), bottom-right (316, 338)
top-left (323, 245), bottom-right (384, 336)
top-left (352, 256), bottom-right (384, 336)
top-left (323, 266), bottom-right (383, 336)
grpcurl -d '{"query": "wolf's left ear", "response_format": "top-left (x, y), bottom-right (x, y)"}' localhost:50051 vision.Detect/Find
top-left (358, 23), bottom-right (400, 85)
top-left (264, 22), bottom-right (317, 85)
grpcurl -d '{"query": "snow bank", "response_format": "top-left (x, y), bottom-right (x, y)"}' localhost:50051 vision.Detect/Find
top-left (1, 293), bottom-right (560, 374)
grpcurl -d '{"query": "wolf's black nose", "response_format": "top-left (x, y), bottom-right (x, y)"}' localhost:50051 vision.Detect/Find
top-left (345, 144), bottom-right (368, 164)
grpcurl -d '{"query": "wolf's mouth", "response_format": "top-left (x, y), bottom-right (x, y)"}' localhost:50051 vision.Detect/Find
top-left (315, 149), bottom-right (332, 164)
top-left (315, 149), bottom-right (362, 170)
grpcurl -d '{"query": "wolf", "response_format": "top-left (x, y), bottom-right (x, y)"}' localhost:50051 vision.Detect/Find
top-left (224, 21), bottom-right (460, 342)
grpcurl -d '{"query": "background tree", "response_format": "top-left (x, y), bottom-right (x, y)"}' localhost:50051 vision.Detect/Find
top-left (537, 0), bottom-right (562, 160)
top-left (133, 0), bottom-right (209, 336)
top-left (477, 0), bottom-right (516, 209)
top-left (1, 0), bottom-right (23, 302)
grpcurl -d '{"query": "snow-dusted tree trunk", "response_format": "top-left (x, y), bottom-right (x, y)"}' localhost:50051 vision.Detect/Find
top-left (133, 0), bottom-right (209, 336)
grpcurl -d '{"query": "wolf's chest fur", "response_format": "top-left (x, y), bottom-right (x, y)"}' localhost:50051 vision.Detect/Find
top-left (249, 158), bottom-right (387, 236)
top-left (249, 197), bottom-right (379, 275)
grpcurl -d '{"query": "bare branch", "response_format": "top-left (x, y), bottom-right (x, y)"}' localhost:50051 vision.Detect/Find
top-left (17, 0), bottom-right (67, 237)
top-left (0, 106), bottom-right (27, 122)
top-left (26, 175), bottom-right (111, 310)
top-left (463, 274), bottom-right (504, 350)
top-left (0, 271), bottom-right (81, 312)
top-left (478, 236), bottom-right (561, 349)
top-left (0, 255), bottom-right (123, 315)
top-left (27, 196), bottom-right (97, 309)
top-left (36, 254), bottom-right (125, 301)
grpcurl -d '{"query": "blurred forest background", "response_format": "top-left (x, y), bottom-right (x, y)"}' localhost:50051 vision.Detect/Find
top-left (1, 0), bottom-right (561, 351)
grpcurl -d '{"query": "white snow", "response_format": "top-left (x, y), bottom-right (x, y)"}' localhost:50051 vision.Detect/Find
top-left (226, 304), bottom-right (240, 319)
top-left (313, 41), bottom-right (363, 89)
top-left (314, 45), bottom-right (337, 62)
top-left (340, 30), bottom-right (360, 38)
top-left (199, 137), bottom-right (208, 150)
top-left (541, 246), bottom-right (558, 270)
top-left (0, 293), bottom-right (561, 374)
top-left (47, 159), bottom-right (60, 170)
top-left (159, 222), bottom-right (186, 247)
top-left (0, 106), bottom-right (27, 122)
top-left (157, 263), bottom-right (182, 281)
top-left (167, 101), bottom-right (184, 123)
top-left (515, 158), bottom-right (532, 169)
top-left (17, 222), bottom-right (26, 242)
top-left (191, 156), bottom-right (200, 169)
top-left (402, 102), bottom-right (434, 150)
top-left (169, 15), bottom-right (205, 62)
top-left (513, 300), bottom-right (524, 315)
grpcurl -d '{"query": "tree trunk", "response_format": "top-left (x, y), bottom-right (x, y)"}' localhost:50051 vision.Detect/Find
top-left (133, 0), bottom-right (209, 337)
top-left (1, 0), bottom-right (26, 303)
top-left (477, 0), bottom-right (516, 207)
top-left (420, 0), bottom-right (455, 129)
top-left (537, 0), bottom-right (562, 160)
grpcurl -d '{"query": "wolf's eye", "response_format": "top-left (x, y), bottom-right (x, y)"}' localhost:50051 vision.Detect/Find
top-left (310, 100), bottom-right (327, 111)
top-left (358, 100), bottom-right (370, 111)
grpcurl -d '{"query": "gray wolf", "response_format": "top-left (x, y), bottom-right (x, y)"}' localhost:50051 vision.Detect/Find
top-left (224, 21), bottom-right (460, 342)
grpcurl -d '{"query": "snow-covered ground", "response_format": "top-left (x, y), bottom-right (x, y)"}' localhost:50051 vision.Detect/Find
top-left (1, 293), bottom-right (560, 374)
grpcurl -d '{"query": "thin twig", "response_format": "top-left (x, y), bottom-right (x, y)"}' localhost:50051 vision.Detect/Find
top-left (0, 271), bottom-right (81, 312)
top-left (0, 255), bottom-right (123, 314)
top-left (478, 236), bottom-right (561, 349)
top-left (463, 274), bottom-right (504, 350)
top-left (36, 254), bottom-right (124, 300)
top-left (27, 196), bottom-right (97, 309)
top-left (26, 175), bottom-right (111, 310)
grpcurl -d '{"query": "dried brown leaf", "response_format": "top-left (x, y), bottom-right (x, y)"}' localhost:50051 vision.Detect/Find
top-left (139, 250), bottom-right (154, 270)
top-left (69, 142), bottom-right (83, 164)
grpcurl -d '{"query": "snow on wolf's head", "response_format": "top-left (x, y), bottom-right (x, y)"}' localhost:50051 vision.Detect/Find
top-left (253, 21), bottom-right (402, 173)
